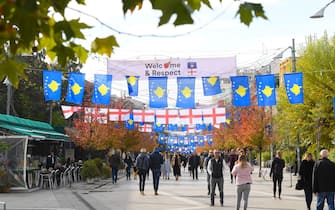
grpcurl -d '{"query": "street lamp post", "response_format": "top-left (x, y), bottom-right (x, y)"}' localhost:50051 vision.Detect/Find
top-left (310, 0), bottom-right (335, 18)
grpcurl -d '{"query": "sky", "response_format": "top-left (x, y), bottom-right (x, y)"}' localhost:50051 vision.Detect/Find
top-left (65, 0), bottom-right (335, 107)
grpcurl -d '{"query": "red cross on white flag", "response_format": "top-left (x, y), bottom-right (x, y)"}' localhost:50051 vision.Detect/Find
top-left (139, 123), bottom-right (153, 132)
top-left (133, 109), bottom-right (155, 123)
top-left (109, 109), bottom-right (130, 121)
top-left (179, 109), bottom-right (203, 125)
top-left (155, 109), bottom-right (179, 125)
top-left (61, 105), bottom-right (83, 119)
top-left (84, 107), bottom-right (108, 124)
top-left (202, 107), bottom-right (226, 124)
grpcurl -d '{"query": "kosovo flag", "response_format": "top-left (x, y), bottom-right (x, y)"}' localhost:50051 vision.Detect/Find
top-left (126, 75), bottom-right (139, 96)
top-left (168, 124), bottom-right (178, 131)
top-left (202, 76), bottom-right (222, 96)
top-left (43, 70), bottom-right (62, 101)
top-left (176, 77), bottom-right (195, 108)
top-left (158, 133), bottom-right (166, 144)
top-left (207, 124), bottom-right (213, 131)
top-left (177, 136), bottom-right (184, 147)
top-left (92, 74), bottom-right (112, 105)
top-left (197, 135), bottom-right (205, 146)
top-left (284, 72), bottom-right (304, 104)
top-left (125, 113), bottom-right (135, 130)
top-left (149, 77), bottom-right (168, 108)
top-left (230, 76), bottom-right (251, 106)
top-left (65, 72), bottom-right (85, 105)
top-left (255, 74), bottom-right (276, 106)
top-left (153, 122), bottom-right (164, 132)
top-left (206, 134), bottom-right (213, 145)
top-left (181, 124), bottom-right (187, 131)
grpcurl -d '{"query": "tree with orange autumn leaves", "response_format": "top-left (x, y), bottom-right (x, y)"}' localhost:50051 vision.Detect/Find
top-left (65, 81), bottom-right (157, 152)
top-left (213, 98), bottom-right (272, 151)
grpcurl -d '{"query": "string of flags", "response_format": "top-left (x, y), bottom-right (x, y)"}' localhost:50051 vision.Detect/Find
top-left (61, 105), bottom-right (228, 133)
top-left (44, 70), bottom-right (304, 108)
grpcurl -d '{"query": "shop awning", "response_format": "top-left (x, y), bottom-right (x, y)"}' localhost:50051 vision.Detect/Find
top-left (0, 114), bottom-right (71, 142)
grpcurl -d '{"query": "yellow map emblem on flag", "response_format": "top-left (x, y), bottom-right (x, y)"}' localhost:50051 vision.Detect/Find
top-left (207, 77), bottom-right (217, 86)
top-left (181, 86), bottom-right (192, 98)
top-left (154, 87), bottom-right (165, 98)
top-left (71, 83), bottom-right (82, 95)
top-left (262, 86), bottom-right (273, 97)
top-left (127, 76), bottom-right (138, 86)
top-left (290, 84), bottom-right (301, 95)
top-left (235, 85), bottom-right (247, 97)
top-left (128, 119), bottom-right (133, 125)
top-left (48, 80), bottom-right (60, 92)
top-left (98, 84), bottom-right (109, 96)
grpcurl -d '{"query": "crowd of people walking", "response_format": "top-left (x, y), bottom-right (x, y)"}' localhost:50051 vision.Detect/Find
top-left (107, 147), bottom-right (335, 210)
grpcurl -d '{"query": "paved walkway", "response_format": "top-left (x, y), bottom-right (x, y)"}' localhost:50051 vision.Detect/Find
top-left (0, 168), bottom-right (312, 210)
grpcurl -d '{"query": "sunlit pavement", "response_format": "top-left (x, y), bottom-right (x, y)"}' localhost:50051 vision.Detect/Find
top-left (0, 168), bottom-right (312, 210)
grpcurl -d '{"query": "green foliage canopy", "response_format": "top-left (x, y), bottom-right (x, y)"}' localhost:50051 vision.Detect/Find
top-left (0, 0), bottom-right (266, 88)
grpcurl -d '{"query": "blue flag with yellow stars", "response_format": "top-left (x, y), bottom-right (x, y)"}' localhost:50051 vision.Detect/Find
top-left (149, 77), bottom-right (168, 108)
top-left (125, 113), bottom-right (134, 130)
top-left (206, 134), bottom-right (213, 145)
top-left (176, 77), bottom-right (195, 108)
top-left (197, 135), bottom-right (205, 147)
top-left (43, 70), bottom-right (62, 101)
top-left (126, 75), bottom-right (139, 96)
top-left (202, 76), bottom-right (222, 96)
top-left (255, 74), bottom-right (276, 106)
top-left (92, 74), bottom-right (112, 105)
top-left (65, 72), bottom-right (85, 105)
top-left (284, 72), bottom-right (304, 104)
top-left (230, 76), bottom-right (251, 106)
top-left (158, 134), bottom-right (166, 144)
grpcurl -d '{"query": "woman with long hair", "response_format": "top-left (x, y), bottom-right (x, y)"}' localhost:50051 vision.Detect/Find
top-left (299, 152), bottom-right (315, 210)
top-left (171, 152), bottom-right (181, 181)
top-left (232, 154), bottom-right (253, 210)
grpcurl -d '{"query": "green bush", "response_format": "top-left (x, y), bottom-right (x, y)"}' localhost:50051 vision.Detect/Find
top-left (262, 151), bottom-right (271, 162)
top-left (81, 160), bottom-right (100, 180)
top-left (101, 164), bottom-right (112, 179)
top-left (93, 158), bottom-right (103, 174)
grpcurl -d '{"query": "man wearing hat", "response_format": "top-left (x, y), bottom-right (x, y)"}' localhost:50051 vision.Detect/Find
top-left (207, 150), bottom-right (227, 207)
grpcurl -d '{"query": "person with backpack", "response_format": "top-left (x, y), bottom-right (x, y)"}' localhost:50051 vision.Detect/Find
top-left (136, 148), bottom-right (150, 195)
top-left (207, 150), bottom-right (227, 207)
top-left (270, 150), bottom-right (285, 199)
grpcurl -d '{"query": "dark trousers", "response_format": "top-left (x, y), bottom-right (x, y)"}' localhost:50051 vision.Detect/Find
top-left (207, 172), bottom-right (211, 194)
top-left (192, 167), bottom-right (198, 180)
top-left (152, 169), bottom-right (161, 192)
top-left (211, 177), bottom-right (224, 205)
top-left (139, 170), bottom-right (147, 192)
top-left (126, 166), bottom-right (131, 180)
top-left (272, 176), bottom-right (283, 197)
top-left (230, 166), bottom-right (234, 183)
top-left (112, 167), bottom-right (118, 183)
top-left (304, 188), bottom-right (313, 210)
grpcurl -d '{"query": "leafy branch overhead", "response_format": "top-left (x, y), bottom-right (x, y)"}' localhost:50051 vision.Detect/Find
top-left (0, 0), bottom-right (266, 88)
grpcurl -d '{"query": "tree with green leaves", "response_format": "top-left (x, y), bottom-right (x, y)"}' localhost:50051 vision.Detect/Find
top-left (0, 0), bottom-right (267, 88)
top-left (275, 33), bottom-right (335, 158)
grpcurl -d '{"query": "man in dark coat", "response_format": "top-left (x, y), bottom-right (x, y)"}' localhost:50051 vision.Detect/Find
top-left (136, 148), bottom-right (150, 195)
top-left (312, 149), bottom-right (335, 210)
top-left (109, 150), bottom-right (121, 184)
top-left (150, 148), bottom-right (164, 195)
top-left (189, 151), bottom-right (200, 180)
top-left (270, 150), bottom-right (285, 199)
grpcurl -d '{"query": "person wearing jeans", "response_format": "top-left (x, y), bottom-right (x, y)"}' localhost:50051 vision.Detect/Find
top-left (109, 150), bottom-right (121, 184)
top-left (232, 154), bottom-right (253, 210)
top-left (313, 149), bottom-right (335, 210)
top-left (150, 149), bottom-right (164, 195)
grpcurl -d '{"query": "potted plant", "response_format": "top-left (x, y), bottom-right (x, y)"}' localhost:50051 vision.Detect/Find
top-left (81, 160), bottom-right (100, 183)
